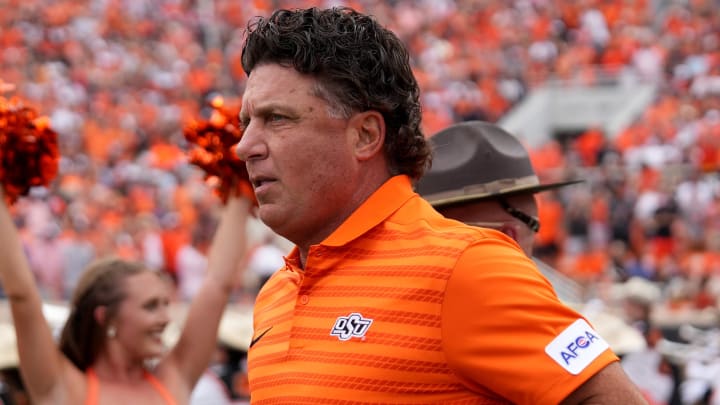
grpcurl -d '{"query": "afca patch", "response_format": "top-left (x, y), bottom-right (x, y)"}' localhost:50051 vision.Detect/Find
top-left (545, 319), bottom-right (609, 375)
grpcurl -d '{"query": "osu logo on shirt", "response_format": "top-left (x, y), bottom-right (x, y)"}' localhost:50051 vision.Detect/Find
top-left (330, 313), bottom-right (373, 341)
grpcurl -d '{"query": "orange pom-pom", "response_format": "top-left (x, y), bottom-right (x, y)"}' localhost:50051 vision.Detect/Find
top-left (0, 94), bottom-right (60, 205)
top-left (183, 96), bottom-right (255, 205)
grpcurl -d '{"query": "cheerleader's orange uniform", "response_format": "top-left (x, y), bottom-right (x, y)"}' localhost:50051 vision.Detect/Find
top-left (84, 368), bottom-right (176, 405)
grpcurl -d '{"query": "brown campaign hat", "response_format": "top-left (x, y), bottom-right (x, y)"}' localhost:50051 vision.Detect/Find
top-left (416, 121), bottom-right (582, 207)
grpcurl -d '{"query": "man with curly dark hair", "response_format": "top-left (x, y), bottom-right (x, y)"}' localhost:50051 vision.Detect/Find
top-left (235, 6), bottom-right (647, 404)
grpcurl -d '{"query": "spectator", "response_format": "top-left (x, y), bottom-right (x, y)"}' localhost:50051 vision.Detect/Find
top-left (0, 322), bottom-right (27, 405)
top-left (614, 277), bottom-right (676, 405)
top-left (245, 234), bottom-right (287, 293)
top-left (176, 227), bottom-right (212, 302)
top-left (190, 308), bottom-right (252, 405)
top-left (415, 120), bottom-right (586, 299)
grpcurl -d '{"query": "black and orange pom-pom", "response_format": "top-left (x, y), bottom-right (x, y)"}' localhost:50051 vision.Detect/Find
top-left (183, 96), bottom-right (255, 205)
top-left (0, 94), bottom-right (60, 205)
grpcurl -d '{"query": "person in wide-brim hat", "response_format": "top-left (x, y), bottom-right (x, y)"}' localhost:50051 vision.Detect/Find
top-left (187, 306), bottom-right (254, 405)
top-left (416, 120), bottom-right (582, 208)
top-left (416, 120), bottom-right (585, 303)
top-left (416, 120), bottom-right (582, 258)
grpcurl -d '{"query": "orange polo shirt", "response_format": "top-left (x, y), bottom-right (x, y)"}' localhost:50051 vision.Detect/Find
top-left (248, 175), bottom-right (618, 404)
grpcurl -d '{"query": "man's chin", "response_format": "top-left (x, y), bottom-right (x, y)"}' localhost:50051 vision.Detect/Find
top-left (257, 206), bottom-right (285, 231)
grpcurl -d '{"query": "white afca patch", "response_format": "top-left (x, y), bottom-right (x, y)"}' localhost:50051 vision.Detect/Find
top-left (545, 319), bottom-right (609, 375)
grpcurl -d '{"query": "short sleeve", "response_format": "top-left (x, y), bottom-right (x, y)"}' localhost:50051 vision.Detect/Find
top-left (442, 234), bottom-right (618, 404)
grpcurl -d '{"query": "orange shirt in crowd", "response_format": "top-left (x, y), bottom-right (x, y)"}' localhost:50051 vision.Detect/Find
top-left (679, 250), bottom-right (720, 277)
top-left (536, 191), bottom-right (566, 249)
top-left (248, 176), bottom-right (618, 404)
top-left (529, 140), bottom-right (566, 174)
top-left (562, 249), bottom-right (609, 281)
top-left (148, 142), bottom-right (185, 171)
top-left (574, 127), bottom-right (605, 167)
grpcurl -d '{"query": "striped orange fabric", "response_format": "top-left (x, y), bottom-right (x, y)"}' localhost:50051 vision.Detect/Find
top-left (248, 176), bottom-right (617, 404)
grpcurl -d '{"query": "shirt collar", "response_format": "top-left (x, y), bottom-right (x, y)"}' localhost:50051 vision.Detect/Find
top-left (320, 175), bottom-right (416, 247)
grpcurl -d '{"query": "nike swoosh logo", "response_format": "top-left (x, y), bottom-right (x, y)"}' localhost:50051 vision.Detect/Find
top-left (249, 326), bottom-right (273, 348)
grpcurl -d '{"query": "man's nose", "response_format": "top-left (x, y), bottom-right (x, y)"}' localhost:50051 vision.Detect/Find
top-left (235, 122), bottom-right (266, 161)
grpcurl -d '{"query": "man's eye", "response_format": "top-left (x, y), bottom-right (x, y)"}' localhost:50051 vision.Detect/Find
top-left (268, 114), bottom-right (285, 122)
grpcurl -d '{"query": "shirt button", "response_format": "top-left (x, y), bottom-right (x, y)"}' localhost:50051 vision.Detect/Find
top-left (300, 295), bottom-right (309, 305)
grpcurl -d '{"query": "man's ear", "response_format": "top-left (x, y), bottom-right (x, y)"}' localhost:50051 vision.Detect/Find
top-left (499, 223), bottom-right (518, 243)
top-left (350, 111), bottom-right (385, 161)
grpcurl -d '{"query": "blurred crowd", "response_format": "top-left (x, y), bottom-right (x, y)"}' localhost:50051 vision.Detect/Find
top-left (0, 0), bottom-right (719, 343)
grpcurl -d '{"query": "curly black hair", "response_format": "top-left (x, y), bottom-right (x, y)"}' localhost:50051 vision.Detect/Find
top-left (241, 7), bottom-right (431, 180)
